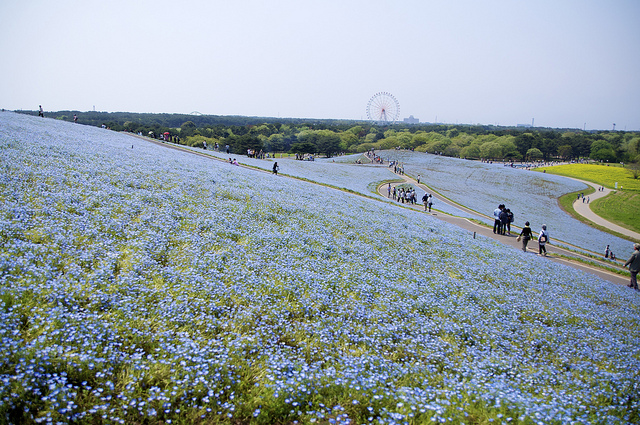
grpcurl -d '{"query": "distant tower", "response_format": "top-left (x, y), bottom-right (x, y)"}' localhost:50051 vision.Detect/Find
top-left (532, 118), bottom-right (534, 127)
top-left (613, 123), bottom-right (616, 131)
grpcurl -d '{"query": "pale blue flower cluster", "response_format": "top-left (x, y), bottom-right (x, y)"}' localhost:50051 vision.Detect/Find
top-left (1, 112), bottom-right (639, 424)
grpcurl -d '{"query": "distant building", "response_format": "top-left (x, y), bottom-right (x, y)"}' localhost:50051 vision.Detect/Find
top-left (403, 115), bottom-right (419, 124)
top-left (516, 123), bottom-right (532, 128)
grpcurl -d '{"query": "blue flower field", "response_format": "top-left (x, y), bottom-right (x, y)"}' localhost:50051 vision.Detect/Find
top-left (1, 112), bottom-right (639, 424)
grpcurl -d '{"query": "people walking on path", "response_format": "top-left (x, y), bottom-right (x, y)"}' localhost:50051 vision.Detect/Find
top-left (518, 221), bottom-right (533, 252)
top-left (38, 105), bottom-right (44, 117)
top-left (624, 243), bottom-right (640, 290)
top-left (422, 193), bottom-right (429, 211)
top-left (605, 245), bottom-right (611, 258)
top-left (538, 224), bottom-right (549, 256)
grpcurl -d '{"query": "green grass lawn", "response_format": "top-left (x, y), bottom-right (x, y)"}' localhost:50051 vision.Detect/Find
top-left (590, 191), bottom-right (640, 234)
top-left (539, 163), bottom-right (640, 235)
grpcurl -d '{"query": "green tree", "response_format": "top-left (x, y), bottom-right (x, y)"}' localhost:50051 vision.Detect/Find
top-left (526, 148), bottom-right (544, 161)
top-left (460, 144), bottom-right (481, 159)
top-left (557, 144), bottom-right (573, 160)
top-left (180, 121), bottom-right (197, 138)
top-left (590, 140), bottom-right (616, 161)
top-left (339, 132), bottom-right (359, 150)
top-left (315, 130), bottom-right (341, 157)
top-left (290, 142), bottom-right (316, 155)
top-left (480, 142), bottom-right (502, 159)
top-left (397, 131), bottom-right (413, 149)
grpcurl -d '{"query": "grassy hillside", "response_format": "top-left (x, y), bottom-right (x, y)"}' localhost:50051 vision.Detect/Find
top-left (1, 112), bottom-right (639, 424)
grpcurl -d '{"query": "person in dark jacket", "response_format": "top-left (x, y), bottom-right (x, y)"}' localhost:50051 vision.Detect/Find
top-left (624, 243), bottom-right (640, 290)
top-left (518, 221), bottom-right (533, 252)
top-left (499, 208), bottom-right (509, 235)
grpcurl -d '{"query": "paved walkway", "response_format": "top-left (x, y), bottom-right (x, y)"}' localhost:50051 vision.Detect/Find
top-left (569, 177), bottom-right (640, 241)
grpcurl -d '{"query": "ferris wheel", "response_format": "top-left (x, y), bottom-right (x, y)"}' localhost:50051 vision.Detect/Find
top-left (366, 92), bottom-right (400, 124)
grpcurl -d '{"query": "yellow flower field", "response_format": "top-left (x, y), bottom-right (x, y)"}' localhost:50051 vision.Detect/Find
top-left (539, 163), bottom-right (640, 192)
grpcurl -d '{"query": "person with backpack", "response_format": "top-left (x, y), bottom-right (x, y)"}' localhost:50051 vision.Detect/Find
top-left (538, 224), bottom-right (550, 256)
top-left (505, 209), bottom-right (514, 235)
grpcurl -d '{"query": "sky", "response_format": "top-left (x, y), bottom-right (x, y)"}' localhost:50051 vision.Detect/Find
top-left (1, 0), bottom-right (639, 130)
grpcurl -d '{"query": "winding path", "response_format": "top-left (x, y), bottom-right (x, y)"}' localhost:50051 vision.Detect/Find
top-left (569, 177), bottom-right (640, 240)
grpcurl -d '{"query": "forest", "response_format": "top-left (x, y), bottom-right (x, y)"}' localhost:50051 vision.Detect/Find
top-left (19, 110), bottom-right (640, 163)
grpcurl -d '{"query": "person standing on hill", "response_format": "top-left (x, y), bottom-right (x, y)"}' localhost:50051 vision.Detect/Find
top-left (422, 193), bottom-right (429, 211)
top-left (538, 224), bottom-right (549, 256)
top-left (272, 162), bottom-right (279, 175)
top-left (38, 105), bottom-right (44, 117)
top-left (518, 221), bottom-right (533, 252)
top-left (624, 243), bottom-right (640, 290)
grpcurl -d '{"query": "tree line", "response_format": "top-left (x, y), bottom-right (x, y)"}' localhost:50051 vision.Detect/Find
top-left (20, 110), bottom-right (640, 163)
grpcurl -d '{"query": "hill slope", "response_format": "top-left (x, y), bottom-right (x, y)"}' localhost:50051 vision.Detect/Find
top-left (1, 112), bottom-right (639, 424)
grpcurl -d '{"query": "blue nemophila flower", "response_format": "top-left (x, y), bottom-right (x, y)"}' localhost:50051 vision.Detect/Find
top-left (0, 112), bottom-right (639, 425)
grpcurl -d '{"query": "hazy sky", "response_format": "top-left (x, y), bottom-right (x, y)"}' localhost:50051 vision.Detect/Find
top-left (2, 0), bottom-right (639, 130)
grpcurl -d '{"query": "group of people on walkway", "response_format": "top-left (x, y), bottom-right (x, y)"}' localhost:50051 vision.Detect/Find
top-left (386, 183), bottom-right (433, 212)
top-left (517, 222), bottom-right (550, 255)
top-left (493, 204), bottom-right (550, 255)
top-left (422, 193), bottom-right (433, 212)
top-left (390, 185), bottom-right (417, 204)
top-left (389, 161), bottom-right (405, 175)
top-left (577, 193), bottom-right (590, 203)
top-left (493, 204), bottom-right (514, 236)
